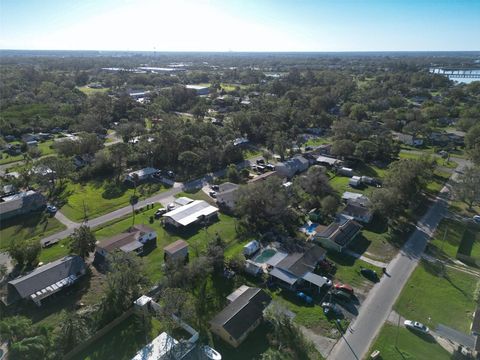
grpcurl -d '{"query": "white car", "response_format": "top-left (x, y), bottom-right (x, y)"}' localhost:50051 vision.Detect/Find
top-left (473, 215), bottom-right (480, 224)
top-left (404, 320), bottom-right (429, 334)
top-left (167, 203), bottom-right (176, 211)
top-left (323, 277), bottom-right (333, 287)
top-left (202, 345), bottom-right (222, 360)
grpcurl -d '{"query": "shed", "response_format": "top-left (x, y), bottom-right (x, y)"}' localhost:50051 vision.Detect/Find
top-left (243, 240), bottom-right (260, 257)
top-left (349, 176), bottom-right (362, 187)
top-left (164, 240), bottom-right (189, 262)
top-left (338, 167), bottom-right (354, 177)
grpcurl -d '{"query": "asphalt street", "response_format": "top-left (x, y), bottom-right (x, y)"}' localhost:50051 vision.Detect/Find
top-left (328, 158), bottom-right (470, 360)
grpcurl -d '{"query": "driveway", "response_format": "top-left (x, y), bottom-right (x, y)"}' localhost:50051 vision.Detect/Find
top-left (327, 159), bottom-right (470, 360)
top-left (435, 324), bottom-right (476, 349)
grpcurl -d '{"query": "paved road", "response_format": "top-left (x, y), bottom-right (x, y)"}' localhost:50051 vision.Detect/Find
top-left (40, 183), bottom-right (184, 246)
top-left (38, 153), bottom-right (266, 247)
top-left (327, 159), bottom-right (470, 360)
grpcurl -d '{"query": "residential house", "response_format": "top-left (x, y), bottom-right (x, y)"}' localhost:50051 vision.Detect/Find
top-left (349, 176), bottom-right (362, 187)
top-left (125, 167), bottom-right (160, 183)
top-left (342, 191), bottom-right (370, 206)
top-left (7, 255), bottom-right (86, 306)
top-left (186, 85), bottom-right (210, 95)
top-left (94, 224), bottom-right (157, 261)
top-left (164, 240), bottom-right (189, 263)
top-left (313, 218), bottom-right (362, 252)
top-left (210, 287), bottom-right (271, 347)
top-left (268, 245), bottom-right (329, 292)
top-left (275, 155), bottom-right (309, 179)
top-left (163, 200), bottom-right (219, 228)
top-left (340, 202), bottom-right (373, 224)
top-left (216, 182), bottom-right (240, 211)
top-left (394, 133), bottom-right (424, 147)
top-left (131, 332), bottom-right (189, 360)
top-left (316, 155), bottom-right (342, 168)
top-left (0, 190), bottom-right (46, 220)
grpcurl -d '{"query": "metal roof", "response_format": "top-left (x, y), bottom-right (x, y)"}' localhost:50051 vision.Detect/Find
top-left (163, 200), bottom-right (218, 227)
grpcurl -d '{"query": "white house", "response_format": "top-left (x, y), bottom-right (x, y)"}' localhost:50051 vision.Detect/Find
top-left (125, 167), bottom-right (159, 183)
top-left (163, 200), bottom-right (219, 228)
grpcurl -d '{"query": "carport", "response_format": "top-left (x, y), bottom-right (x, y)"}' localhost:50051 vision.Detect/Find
top-left (301, 272), bottom-right (329, 293)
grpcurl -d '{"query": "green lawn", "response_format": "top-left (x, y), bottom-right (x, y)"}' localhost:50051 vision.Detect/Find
top-left (0, 152), bottom-right (23, 165)
top-left (395, 260), bottom-right (478, 333)
top-left (327, 253), bottom-right (382, 290)
top-left (0, 211), bottom-right (66, 250)
top-left (329, 176), bottom-right (373, 197)
top-left (76, 86), bottom-right (110, 96)
top-left (38, 140), bottom-right (55, 156)
top-left (429, 218), bottom-right (465, 259)
top-left (369, 324), bottom-right (450, 360)
top-left (305, 137), bottom-right (332, 147)
top-left (60, 180), bottom-right (166, 222)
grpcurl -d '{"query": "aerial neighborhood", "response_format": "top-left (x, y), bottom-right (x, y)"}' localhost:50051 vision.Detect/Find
top-left (0, 49), bottom-right (479, 360)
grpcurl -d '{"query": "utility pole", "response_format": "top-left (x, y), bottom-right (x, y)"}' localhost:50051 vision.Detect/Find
top-left (395, 312), bottom-right (401, 349)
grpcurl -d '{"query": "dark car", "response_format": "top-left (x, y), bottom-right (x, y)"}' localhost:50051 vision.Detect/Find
top-left (360, 267), bottom-right (379, 282)
top-left (266, 163), bottom-right (275, 171)
top-left (256, 158), bottom-right (265, 165)
top-left (321, 302), bottom-right (343, 317)
top-left (211, 184), bottom-right (219, 191)
top-left (209, 191), bottom-right (217, 198)
top-left (166, 170), bottom-right (175, 178)
top-left (154, 208), bottom-right (167, 219)
top-left (331, 289), bottom-right (351, 302)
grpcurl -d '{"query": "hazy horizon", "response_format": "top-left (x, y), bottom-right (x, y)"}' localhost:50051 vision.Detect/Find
top-left (1, 0), bottom-right (479, 52)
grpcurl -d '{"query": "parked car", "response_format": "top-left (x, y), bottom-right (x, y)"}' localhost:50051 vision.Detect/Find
top-left (321, 302), bottom-right (343, 317)
top-left (209, 191), bottom-right (217, 198)
top-left (322, 276), bottom-right (333, 287)
top-left (296, 291), bottom-right (313, 305)
top-left (202, 345), bottom-right (222, 360)
top-left (166, 170), bottom-right (175, 178)
top-left (334, 283), bottom-right (354, 295)
top-left (331, 289), bottom-right (351, 302)
top-left (256, 158), bottom-right (265, 165)
top-left (223, 268), bottom-right (235, 279)
top-left (360, 267), bottom-right (379, 282)
top-left (211, 184), bottom-right (219, 191)
top-left (404, 320), bottom-right (429, 334)
top-left (266, 163), bottom-right (275, 171)
top-left (46, 204), bottom-right (57, 214)
top-left (167, 203), bottom-right (176, 211)
top-left (473, 215), bottom-right (480, 224)
top-left (154, 208), bottom-right (167, 219)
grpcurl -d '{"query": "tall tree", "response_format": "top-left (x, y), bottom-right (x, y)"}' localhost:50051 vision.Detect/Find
top-left (55, 311), bottom-right (91, 355)
top-left (69, 225), bottom-right (96, 260)
top-left (452, 166), bottom-right (480, 210)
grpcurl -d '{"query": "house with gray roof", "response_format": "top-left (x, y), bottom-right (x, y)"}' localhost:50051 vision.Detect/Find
top-left (268, 244), bottom-right (329, 292)
top-left (313, 218), bottom-right (362, 252)
top-left (275, 155), bottom-right (309, 178)
top-left (7, 255), bottom-right (86, 306)
top-left (210, 287), bottom-right (271, 347)
top-left (216, 182), bottom-right (240, 211)
top-left (0, 190), bottom-right (46, 221)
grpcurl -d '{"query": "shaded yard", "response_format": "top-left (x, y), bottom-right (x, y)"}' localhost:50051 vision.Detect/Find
top-left (0, 211), bottom-right (66, 250)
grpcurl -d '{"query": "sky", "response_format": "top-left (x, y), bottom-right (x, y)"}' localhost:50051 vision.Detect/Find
top-left (0, 0), bottom-right (479, 52)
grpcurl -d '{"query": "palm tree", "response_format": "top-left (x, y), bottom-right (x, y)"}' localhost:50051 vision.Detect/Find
top-left (56, 311), bottom-right (91, 355)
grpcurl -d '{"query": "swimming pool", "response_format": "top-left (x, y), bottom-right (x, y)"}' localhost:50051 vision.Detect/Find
top-left (301, 223), bottom-right (319, 236)
top-left (254, 248), bottom-right (277, 263)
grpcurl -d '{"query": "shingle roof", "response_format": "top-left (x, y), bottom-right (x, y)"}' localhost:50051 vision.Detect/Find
top-left (164, 240), bottom-right (188, 255)
top-left (210, 287), bottom-right (271, 341)
top-left (97, 225), bottom-right (155, 252)
top-left (8, 256), bottom-right (85, 299)
top-left (276, 245), bottom-right (326, 277)
top-left (316, 219), bottom-right (362, 246)
top-left (341, 202), bottom-right (373, 219)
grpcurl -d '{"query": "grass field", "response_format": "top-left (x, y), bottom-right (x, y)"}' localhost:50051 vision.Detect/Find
top-left (38, 140), bottom-right (56, 156)
top-left (60, 180), bottom-right (166, 222)
top-left (429, 218), bottom-right (465, 259)
top-left (0, 211), bottom-right (66, 250)
top-left (0, 152), bottom-right (23, 165)
top-left (394, 260), bottom-right (479, 333)
top-left (77, 86), bottom-right (110, 96)
top-left (369, 324), bottom-right (450, 360)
